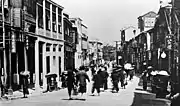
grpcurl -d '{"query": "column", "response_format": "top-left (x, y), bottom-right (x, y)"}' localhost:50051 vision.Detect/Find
top-left (50, 4), bottom-right (52, 37)
top-left (43, 0), bottom-right (46, 33)
top-left (8, 31), bottom-right (13, 95)
top-left (56, 45), bottom-right (60, 87)
top-left (36, 2), bottom-right (38, 35)
top-left (56, 7), bottom-right (58, 35)
top-left (50, 44), bottom-right (53, 73)
top-left (35, 39), bottom-right (40, 91)
top-left (61, 45), bottom-right (64, 72)
top-left (24, 41), bottom-right (28, 71)
top-left (42, 43), bottom-right (47, 91)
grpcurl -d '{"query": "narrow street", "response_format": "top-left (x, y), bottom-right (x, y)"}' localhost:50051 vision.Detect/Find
top-left (0, 71), bottom-right (139, 106)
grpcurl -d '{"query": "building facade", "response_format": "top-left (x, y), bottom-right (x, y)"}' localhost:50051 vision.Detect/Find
top-left (63, 13), bottom-right (75, 71)
top-left (0, 0), bottom-right (64, 93)
top-left (70, 18), bottom-right (89, 68)
top-left (89, 39), bottom-right (103, 65)
top-left (70, 18), bottom-right (83, 69)
top-left (81, 24), bottom-right (89, 66)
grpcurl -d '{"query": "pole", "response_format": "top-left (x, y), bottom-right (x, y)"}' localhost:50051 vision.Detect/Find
top-left (2, 0), bottom-right (7, 92)
top-left (168, 5), bottom-right (172, 74)
top-left (115, 41), bottom-right (118, 65)
top-left (8, 31), bottom-right (13, 95)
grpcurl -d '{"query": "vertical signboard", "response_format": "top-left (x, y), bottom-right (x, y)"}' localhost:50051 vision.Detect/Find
top-left (11, 33), bottom-right (16, 53)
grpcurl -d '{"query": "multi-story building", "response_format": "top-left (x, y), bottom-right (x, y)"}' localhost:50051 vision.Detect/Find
top-left (35, 0), bottom-right (64, 91)
top-left (89, 39), bottom-right (103, 65)
top-left (70, 18), bottom-right (83, 69)
top-left (81, 23), bottom-right (89, 66)
top-left (70, 18), bottom-right (88, 68)
top-left (138, 11), bottom-right (157, 32)
top-left (63, 13), bottom-right (75, 71)
top-left (0, 0), bottom-right (64, 93)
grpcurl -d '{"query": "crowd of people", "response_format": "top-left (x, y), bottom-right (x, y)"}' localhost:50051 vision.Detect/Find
top-left (62, 62), bottom-right (135, 100)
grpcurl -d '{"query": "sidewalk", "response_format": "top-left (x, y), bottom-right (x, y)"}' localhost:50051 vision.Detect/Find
top-left (0, 87), bottom-right (65, 101)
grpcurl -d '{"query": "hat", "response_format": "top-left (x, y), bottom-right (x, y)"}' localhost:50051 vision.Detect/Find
top-left (147, 66), bottom-right (153, 69)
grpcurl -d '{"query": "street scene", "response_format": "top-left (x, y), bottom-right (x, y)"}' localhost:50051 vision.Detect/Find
top-left (0, 0), bottom-right (180, 106)
top-left (0, 68), bottom-right (139, 106)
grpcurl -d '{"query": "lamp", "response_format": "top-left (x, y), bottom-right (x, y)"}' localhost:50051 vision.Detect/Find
top-left (161, 51), bottom-right (166, 58)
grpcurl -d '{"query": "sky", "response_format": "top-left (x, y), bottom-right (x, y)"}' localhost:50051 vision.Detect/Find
top-left (53, 0), bottom-right (161, 45)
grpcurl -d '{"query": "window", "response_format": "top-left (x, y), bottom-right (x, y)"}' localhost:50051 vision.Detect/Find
top-left (52, 5), bottom-right (56, 13)
top-left (65, 27), bottom-right (68, 35)
top-left (52, 13), bottom-right (56, 32)
top-left (45, 1), bottom-right (50, 9)
top-left (58, 45), bottom-right (61, 51)
top-left (46, 44), bottom-right (50, 51)
top-left (58, 16), bottom-right (62, 33)
top-left (53, 56), bottom-right (56, 66)
top-left (38, 5), bottom-right (43, 28)
top-left (37, 0), bottom-right (43, 5)
top-left (46, 10), bottom-right (50, 30)
top-left (53, 45), bottom-right (56, 52)
top-left (46, 56), bottom-right (50, 73)
top-left (58, 8), bottom-right (62, 15)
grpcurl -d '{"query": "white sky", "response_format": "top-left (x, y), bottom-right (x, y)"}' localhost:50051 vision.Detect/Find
top-left (53, 0), bottom-right (161, 45)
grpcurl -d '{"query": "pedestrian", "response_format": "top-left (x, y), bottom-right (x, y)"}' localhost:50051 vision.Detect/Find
top-left (91, 65), bottom-right (96, 76)
top-left (111, 68), bottom-right (120, 92)
top-left (102, 66), bottom-right (109, 90)
top-left (20, 70), bottom-right (30, 98)
top-left (91, 71), bottom-right (101, 96)
top-left (129, 68), bottom-right (134, 81)
top-left (66, 68), bottom-right (76, 100)
top-left (61, 71), bottom-right (68, 88)
top-left (142, 70), bottom-right (148, 90)
top-left (97, 65), bottom-right (104, 89)
top-left (76, 66), bottom-right (90, 99)
top-left (120, 69), bottom-right (127, 89)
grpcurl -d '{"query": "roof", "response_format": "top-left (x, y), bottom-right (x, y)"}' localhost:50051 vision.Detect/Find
top-left (70, 17), bottom-right (83, 21)
top-left (48, 0), bottom-right (64, 9)
top-left (138, 11), bottom-right (157, 19)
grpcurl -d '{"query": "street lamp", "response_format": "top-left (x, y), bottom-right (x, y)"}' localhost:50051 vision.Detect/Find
top-left (161, 51), bottom-right (167, 59)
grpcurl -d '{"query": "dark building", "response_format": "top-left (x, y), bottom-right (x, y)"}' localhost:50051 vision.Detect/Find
top-left (63, 13), bottom-right (75, 70)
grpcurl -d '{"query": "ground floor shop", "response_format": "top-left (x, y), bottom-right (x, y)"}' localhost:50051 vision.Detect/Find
top-left (0, 30), bottom-right (64, 93)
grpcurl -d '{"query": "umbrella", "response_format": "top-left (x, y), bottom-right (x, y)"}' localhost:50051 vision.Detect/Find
top-left (20, 70), bottom-right (30, 76)
top-left (157, 70), bottom-right (170, 76)
top-left (150, 71), bottom-right (158, 76)
top-left (128, 67), bottom-right (134, 70)
top-left (124, 63), bottom-right (132, 70)
top-left (147, 66), bottom-right (153, 69)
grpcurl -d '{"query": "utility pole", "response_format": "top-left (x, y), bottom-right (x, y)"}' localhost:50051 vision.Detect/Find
top-left (2, 0), bottom-right (7, 95)
top-left (114, 41), bottom-right (120, 65)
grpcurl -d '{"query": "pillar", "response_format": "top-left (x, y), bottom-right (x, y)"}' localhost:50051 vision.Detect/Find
top-left (50, 4), bottom-right (52, 37)
top-left (35, 39), bottom-right (40, 91)
top-left (24, 39), bottom-right (28, 71)
top-left (8, 31), bottom-right (13, 95)
top-left (61, 10), bottom-right (64, 72)
top-left (42, 43), bottom-right (47, 91)
top-left (56, 45), bottom-right (60, 87)
top-left (50, 44), bottom-right (53, 73)
top-left (61, 45), bottom-right (64, 72)
top-left (43, 0), bottom-right (46, 33)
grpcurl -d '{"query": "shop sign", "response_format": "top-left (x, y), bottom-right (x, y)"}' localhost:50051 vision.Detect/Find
top-left (11, 33), bottom-right (16, 53)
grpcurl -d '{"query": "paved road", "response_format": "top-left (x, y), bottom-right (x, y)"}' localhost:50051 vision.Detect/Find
top-left (1, 70), bottom-right (139, 106)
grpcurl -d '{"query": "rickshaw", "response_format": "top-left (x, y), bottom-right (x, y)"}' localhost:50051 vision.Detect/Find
top-left (45, 73), bottom-right (58, 92)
